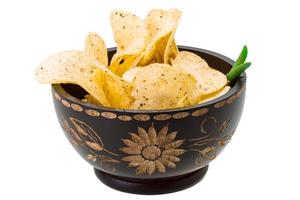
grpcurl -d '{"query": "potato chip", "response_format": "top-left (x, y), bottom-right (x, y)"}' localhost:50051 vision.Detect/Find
top-left (109, 10), bottom-right (148, 76)
top-left (85, 32), bottom-right (108, 66)
top-left (176, 94), bottom-right (189, 108)
top-left (35, 50), bottom-right (110, 107)
top-left (122, 67), bottom-right (142, 83)
top-left (171, 51), bottom-right (209, 69)
top-left (103, 71), bottom-right (133, 109)
top-left (194, 68), bottom-right (227, 96)
top-left (172, 51), bottom-right (227, 97)
top-left (130, 63), bottom-right (200, 110)
top-left (138, 9), bottom-right (181, 66)
top-left (166, 39), bottom-right (179, 64)
top-left (200, 86), bottom-right (231, 104)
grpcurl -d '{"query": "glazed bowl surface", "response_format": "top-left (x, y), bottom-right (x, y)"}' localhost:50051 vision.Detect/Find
top-left (52, 46), bottom-right (246, 181)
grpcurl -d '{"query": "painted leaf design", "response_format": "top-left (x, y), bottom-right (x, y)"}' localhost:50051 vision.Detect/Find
top-left (147, 161), bottom-right (156, 175)
top-left (122, 139), bottom-right (142, 150)
top-left (162, 149), bottom-right (185, 156)
top-left (155, 160), bottom-right (166, 173)
top-left (163, 131), bottom-right (177, 145)
top-left (148, 126), bottom-right (157, 145)
top-left (86, 154), bottom-right (97, 162)
top-left (61, 117), bottom-right (71, 131)
top-left (128, 158), bottom-right (145, 167)
top-left (161, 155), bottom-right (180, 162)
top-left (158, 157), bottom-right (176, 168)
top-left (86, 141), bottom-right (103, 151)
top-left (70, 117), bottom-right (104, 151)
top-left (200, 146), bottom-right (216, 160)
top-left (120, 147), bottom-right (141, 155)
top-left (136, 160), bottom-right (149, 175)
top-left (122, 155), bottom-right (144, 162)
top-left (218, 136), bottom-right (231, 146)
top-left (70, 128), bottom-right (82, 142)
top-left (137, 127), bottom-right (150, 145)
top-left (99, 155), bottom-right (120, 163)
top-left (157, 125), bottom-right (169, 146)
top-left (129, 133), bottom-right (145, 147)
top-left (164, 139), bottom-right (184, 150)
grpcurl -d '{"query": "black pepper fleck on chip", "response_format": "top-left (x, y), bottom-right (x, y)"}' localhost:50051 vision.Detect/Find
top-left (119, 59), bottom-right (124, 65)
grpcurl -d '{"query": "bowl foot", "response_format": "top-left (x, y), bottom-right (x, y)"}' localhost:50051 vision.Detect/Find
top-left (94, 165), bottom-right (209, 195)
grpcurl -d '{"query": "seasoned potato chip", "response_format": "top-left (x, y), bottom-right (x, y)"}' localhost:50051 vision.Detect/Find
top-left (194, 68), bottom-right (227, 96)
top-left (172, 51), bottom-right (227, 97)
top-left (139, 9), bottom-right (181, 66)
top-left (35, 50), bottom-right (110, 107)
top-left (103, 71), bottom-right (133, 109)
top-left (166, 39), bottom-right (179, 64)
top-left (122, 67), bottom-right (142, 83)
top-left (109, 10), bottom-right (148, 76)
top-left (35, 50), bottom-right (133, 108)
top-left (171, 51), bottom-right (209, 69)
top-left (85, 32), bottom-right (108, 66)
top-left (130, 63), bottom-right (200, 110)
top-left (200, 86), bottom-right (231, 103)
top-left (176, 94), bottom-right (189, 108)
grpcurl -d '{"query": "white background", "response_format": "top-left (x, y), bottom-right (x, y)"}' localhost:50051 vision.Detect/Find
top-left (0, 0), bottom-right (299, 199)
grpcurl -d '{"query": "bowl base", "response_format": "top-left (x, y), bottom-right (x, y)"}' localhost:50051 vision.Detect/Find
top-left (94, 165), bottom-right (209, 195)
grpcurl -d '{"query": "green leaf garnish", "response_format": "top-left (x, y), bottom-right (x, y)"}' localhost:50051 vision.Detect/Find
top-left (226, 62), bottom-right (251, 82)
top-left (232, 45), bottom-right (248, 69)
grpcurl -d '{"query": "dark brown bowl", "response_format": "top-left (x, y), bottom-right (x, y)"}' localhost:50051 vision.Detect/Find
top-left (52, 46), bottom-right (246, 194)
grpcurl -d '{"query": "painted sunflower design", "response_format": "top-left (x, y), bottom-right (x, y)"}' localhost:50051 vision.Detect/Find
top-left (120, 124), bottom-right (186, 175)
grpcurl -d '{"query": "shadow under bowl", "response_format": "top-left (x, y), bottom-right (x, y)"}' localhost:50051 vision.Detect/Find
top-left (51, 46), bottom-right (246, 195)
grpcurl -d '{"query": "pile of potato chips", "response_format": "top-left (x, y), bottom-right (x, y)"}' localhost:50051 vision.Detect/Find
top-left (35, 9), bottom-right (229, 110)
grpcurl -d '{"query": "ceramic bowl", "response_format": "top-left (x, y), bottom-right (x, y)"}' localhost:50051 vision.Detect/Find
top-left (52, 46), bottom-right (246, 194)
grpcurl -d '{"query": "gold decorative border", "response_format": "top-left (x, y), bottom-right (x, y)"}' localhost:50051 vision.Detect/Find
top-left (101, 112), bottom-right (117, 119)
top-left (118, 115), bottom-right (133, 121)
top-left (192, 108), bottom-right (208, 117)
top-left (53, 86), bottom-right (244, 121)
top-left (61, 99), bottom-right (70, 107)
top-left (173, 112), bottom-right (190, 119)
top-left (71, 103), bottom-right (83, 112)
top-left (133, 114), bottom-right (150, 121)
top-left (85, 109), bottom-right (100, 116)
top-left (153, 114), bottom-right (172, 121)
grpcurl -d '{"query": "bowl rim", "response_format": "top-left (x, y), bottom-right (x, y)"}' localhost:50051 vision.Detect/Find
top-left (52, 45), bottom-right (246, 114)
